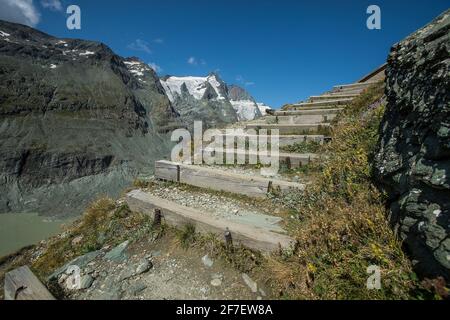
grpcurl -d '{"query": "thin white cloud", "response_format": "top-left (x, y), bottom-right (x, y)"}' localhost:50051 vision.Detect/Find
top-left (127, 39), bottom-right (152, 54)
top-left (188, 56), bottom-right (206, 66)
top-left (148, 62), bottom-right (162, 73)
top-left (236, 75), bottom-right (255, 86)
top-left (40, 0), bottom-right (62, 11)
top-left (0, 0), bottom-right (41, 27)
top-left (153, 38), bottom-right (163, 44)
top-left (187, 56), bottom-right (197, 65)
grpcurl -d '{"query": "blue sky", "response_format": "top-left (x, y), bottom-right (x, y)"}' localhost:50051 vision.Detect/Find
top-left (2, 0), bottom-right (449, 107)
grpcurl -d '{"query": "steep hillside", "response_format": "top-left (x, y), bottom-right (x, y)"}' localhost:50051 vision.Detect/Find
top-left (0, 20), bottom-right (179, 216)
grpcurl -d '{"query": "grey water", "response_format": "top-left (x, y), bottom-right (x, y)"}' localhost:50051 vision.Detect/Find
top-left (0, 212), bottom-right (71, 258)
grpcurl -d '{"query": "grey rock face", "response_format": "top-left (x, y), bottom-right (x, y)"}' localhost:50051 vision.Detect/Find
top-left (135, 259), bottom-right (153, 274)
top-left (227, 85), bottom-right (254, 101)
top-left (172, 92), bottom-right (237, 129)
top-left (201, 255), bottom-right (214, 268)
top-left (374, 10), bottom-right (450, 281)
top-left (104, 241), bottom-right (129, 262)
top-left (48, 250), bottom-right (102, 281)
top-left (79, 275), bottom-right (95, 290)
top-left (242, 273), bottom-right (258, 293)
top-left (162, 73), bottom-right (238, 128)
top-left (0, 20), bottom-right (180, 216)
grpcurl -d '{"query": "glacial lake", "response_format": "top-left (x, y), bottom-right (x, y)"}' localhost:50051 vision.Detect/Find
top-left (0, 213), bottom-right (71, 258)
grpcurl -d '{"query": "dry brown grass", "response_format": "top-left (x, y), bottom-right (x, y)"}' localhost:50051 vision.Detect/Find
top-left (263, 83), bottom-right (430, 300)
top-left (32, 197), bottom-right (155, 278)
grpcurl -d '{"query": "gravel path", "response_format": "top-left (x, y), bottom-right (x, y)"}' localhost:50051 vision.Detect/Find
top-left (146, 182), bottom-right (286, 234)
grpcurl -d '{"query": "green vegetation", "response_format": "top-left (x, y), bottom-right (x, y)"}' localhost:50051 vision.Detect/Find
top-left (32, 198), bottom-right (159, 277)
top-left (280, 140), bottom-right (322, 153)
top-left (263, 82), bottom-right (432, 299)
top-left (176, 223), bottom-right (197, 249)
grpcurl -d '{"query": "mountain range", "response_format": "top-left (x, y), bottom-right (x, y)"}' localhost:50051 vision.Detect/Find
top-left (0, 19), bottom-right (268, 216)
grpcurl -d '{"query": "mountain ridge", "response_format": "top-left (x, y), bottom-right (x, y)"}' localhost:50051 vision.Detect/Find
top-left (0, 19), bottom-right (179, 216)
top-left (160, 73), bottom-right (263, 123)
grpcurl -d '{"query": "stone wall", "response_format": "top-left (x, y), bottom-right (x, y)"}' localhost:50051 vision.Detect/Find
top-left (374, 10), bottom-right (449, 281)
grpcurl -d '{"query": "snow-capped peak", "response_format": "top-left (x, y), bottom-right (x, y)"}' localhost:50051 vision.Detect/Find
top-left (257, 102), bottom-right (272, 116)
top-left (159, 73), bottom-right (265, 121)
top-left (123, 58), bottom-right (153, 83)
top-left (160, 74), bottom-right (227, 103)
top-left (227, 85), bottom-right (262, 121)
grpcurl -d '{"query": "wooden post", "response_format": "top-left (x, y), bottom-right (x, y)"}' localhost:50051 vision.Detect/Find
top-left (286, 157), bottom-right (292, 170)
top-left (224, 228), bottom-right (233, 248)
top-left (267, 181), bottom-right (273, 193)
top-left (153, 208), bottom-right (162, 227)
top-left (4, 266), bottom-right (55, 300)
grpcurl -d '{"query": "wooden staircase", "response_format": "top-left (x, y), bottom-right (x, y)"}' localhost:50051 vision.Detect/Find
top-left (126, 65), bottom-right (385, 254)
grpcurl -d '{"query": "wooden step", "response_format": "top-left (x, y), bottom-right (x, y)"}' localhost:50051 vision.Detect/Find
top-left (286, 104), bottom-right (349, 111)
top-left (327, 91), bottom-right (362, 96)
top-left (214, 133), bottom-right (327, 146)
top-left (273, 108), bottom-right (343, 116)
top-left (245, 123), bottom-right (331, 135)
top-left (294, 98), bottom-right (353, 108)
top-left (309, 94), bottom-right (359, 102)
top-left (333, 81), bottom-right (377, 90)
top-left (265, 114), bottom-right (336, 124)
top-left (126, 190), bottom-right (294, 253)
top-left (357, 63), bottom-right (387, 83)
top-left (332, 87), bottom-right (367, 95)
top-left (5, 266), bottom-right (55, 300)
top-left (155, 160), bottom-right (306, 198)
top-left (202, 148), bottom-right (317, 167)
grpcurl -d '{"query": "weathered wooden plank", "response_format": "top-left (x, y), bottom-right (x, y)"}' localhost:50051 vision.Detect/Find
top-left (154, 161), bottom-right (306, 198)
top-left (279, 152), bottom-right (318, 167)
top-left (203, 148), bottom-right (317, 167)
top-left (288, 104), bottom-right (350, 110)
top-left (294, 98), bottom-right (353, 108)
top-left (214, 133), bottom-right (326, 147)
top-left (180, 165), bottom-right (268, 198)
top-left (273, 108), bottom-right (343, 116)
top-left (155, 160), bottom-right (180, 181)
top-left (331, 82), bottom-right (377, 95)
top-left (357, 63), bottom-right (387, 83)
top-left (4, 266), bottom-right (55, 300)
top-left (265, 114), bottom-right (337, 124)
top-left (333, 81), bottom-right (377, 90)
top-left (126, 190), bottom-right (294, 253)
top-left (309, 94), bottom-right (359, 101)
top-left (245, 123), bottom-right (331, 135)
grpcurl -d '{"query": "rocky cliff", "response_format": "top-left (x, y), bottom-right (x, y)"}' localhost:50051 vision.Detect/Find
top-left (374, 10), bottom-right (449, 281)
top-left (160, 73), bottom-right (262, 124)
top-left (160, 73), bottom-right (237, 128)
top-left (228, 85), bottom-right (263, 121)
top-left (0, 20), bottom-right (180, 217)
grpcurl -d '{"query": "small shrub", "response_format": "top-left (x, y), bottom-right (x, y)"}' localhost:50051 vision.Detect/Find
top-left (280, 141), bottom-right (322, 154)
top-left (176, 223), bottom-right (197, 249)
